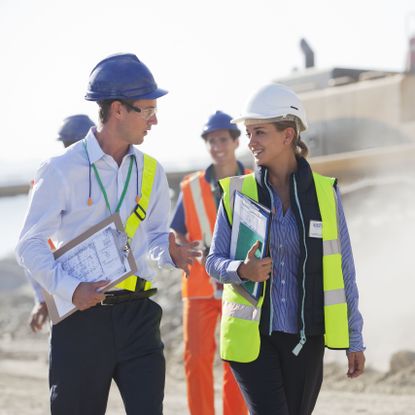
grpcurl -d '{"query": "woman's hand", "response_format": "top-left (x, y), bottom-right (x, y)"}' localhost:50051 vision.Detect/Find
top-left (237, 241), bottom-right (272, 282)
top-left (346, 351), bottom-right (366, 378)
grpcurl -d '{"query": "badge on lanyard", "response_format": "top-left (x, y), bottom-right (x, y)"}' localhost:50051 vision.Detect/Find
top-left (309, 220), bottom-right (322, 238)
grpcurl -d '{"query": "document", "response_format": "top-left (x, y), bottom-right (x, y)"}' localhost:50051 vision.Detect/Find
top-left (42, 213), bottom-right (137, 324)
top-left (230, 191), bottom-right (271, 306)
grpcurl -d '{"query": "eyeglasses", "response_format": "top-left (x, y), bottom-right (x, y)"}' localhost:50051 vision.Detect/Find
top-left (120, 101), bottom-right (157, 120)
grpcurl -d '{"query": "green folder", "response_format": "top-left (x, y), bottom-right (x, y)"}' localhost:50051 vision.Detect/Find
top-left (230, 191), bottom-right (271, 304)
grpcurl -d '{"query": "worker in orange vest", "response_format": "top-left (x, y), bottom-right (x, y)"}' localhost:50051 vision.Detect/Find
top-left (170, 111), bottom-right (249, 415)
top-left (28, 114), bottom-right (95, 332)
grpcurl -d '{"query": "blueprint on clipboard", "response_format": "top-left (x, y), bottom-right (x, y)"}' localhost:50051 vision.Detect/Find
top-left (42, 213), bottom-right (137, 324)
top-left (230, 191), bottom-right (271, 306)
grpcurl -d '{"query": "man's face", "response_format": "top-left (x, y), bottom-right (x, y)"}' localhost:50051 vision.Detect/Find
top-left (118, 99), bottom-right (158, 145)
top-left (204, 129), bottom-right (239, 166)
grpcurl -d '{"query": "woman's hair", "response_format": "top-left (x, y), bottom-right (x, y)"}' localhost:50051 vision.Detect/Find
top-left (273, 120), bottom-right (309, 158)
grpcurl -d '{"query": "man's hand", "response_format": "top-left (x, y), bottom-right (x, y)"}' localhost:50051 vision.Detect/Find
top-left (169, 232), bottom-right (201, 276)
top-left (347, 351), bottom-right (366, 378)
top-left (29, 302), bottom-right (49, 332)
top-left (72, 280), bottom-right (108, 311)
top-left (237, 241), bottom-right (272, 282)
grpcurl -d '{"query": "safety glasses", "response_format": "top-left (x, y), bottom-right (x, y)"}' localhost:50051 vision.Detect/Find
top-left (120, 100), bottom-right (157, 120)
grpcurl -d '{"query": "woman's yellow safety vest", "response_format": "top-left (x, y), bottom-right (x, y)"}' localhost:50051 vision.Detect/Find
top-left (219, 171), bottom-right (349, 363)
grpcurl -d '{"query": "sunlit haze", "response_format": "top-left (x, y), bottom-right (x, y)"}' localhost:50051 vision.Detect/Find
top-left (1, 0), bottom-right (414, 176)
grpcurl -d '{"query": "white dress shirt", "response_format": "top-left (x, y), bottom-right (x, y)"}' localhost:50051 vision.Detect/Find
top-left (26, 270), bottom-right (45, 303)
top-left (16, 129), bottom-right (174, 304)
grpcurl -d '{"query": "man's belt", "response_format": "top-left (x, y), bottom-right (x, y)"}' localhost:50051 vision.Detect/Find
top-left (101, 286), bottom-right (157, 306)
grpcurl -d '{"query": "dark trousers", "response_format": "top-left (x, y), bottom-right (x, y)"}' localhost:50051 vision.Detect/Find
top-left (49, 298), bottom-right (165, 415)
top-left (230, 332), bottom-right (324, 415)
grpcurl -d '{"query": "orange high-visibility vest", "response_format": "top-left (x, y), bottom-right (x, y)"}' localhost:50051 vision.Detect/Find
top-left (181, 168), bottom-right (250, 299)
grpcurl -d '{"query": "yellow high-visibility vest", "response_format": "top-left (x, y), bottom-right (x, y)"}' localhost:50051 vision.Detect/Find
top-left (219, 171), bottom-right (349, 363)
top-left (115, 154), bottom-right (157, 292)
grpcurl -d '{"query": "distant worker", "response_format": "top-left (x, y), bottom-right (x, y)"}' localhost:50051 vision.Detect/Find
top-left (206, 83), bottom-right (366, 415)
top-left (57, 114), bottom-right (96, 148)
top-left (28, 114), bottom-right (95, 333)
top-left (16, 53), bottom-right (198, 414)
top-left (170, 111), bottom-right (249, 415)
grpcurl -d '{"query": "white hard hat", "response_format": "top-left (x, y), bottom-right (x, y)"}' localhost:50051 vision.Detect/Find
top-left (231, 83), bottom-right (308, 132)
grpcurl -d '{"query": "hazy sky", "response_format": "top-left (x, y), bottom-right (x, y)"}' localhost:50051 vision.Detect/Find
top-left (2, 0), bottom-right (414, 174)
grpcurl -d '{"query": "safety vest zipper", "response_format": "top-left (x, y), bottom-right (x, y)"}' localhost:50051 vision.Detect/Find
top-left (292, 175), bottom-right (308, 355)
top-left (264, 170), bottom-right (275, 336)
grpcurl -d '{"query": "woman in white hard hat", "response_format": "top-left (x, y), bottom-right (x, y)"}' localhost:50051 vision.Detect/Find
top-left (205, 83), bottom-right (365, 414)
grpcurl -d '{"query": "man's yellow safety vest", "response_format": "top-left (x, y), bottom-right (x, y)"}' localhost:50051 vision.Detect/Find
top-left (116, 153), bottom-right (157, 292)
top-left (219, 171), bottom-right (349, 363)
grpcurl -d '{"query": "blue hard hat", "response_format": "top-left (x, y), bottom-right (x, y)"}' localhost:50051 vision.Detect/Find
top-left (85, 53), bottom-right (168, 101)
top-left (201, 111), bottom-right (241, 139)
top-left (57, 114), bottom-right (95, 143)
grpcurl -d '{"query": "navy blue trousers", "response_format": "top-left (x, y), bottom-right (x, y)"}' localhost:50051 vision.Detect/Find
top-left (230, 332), bottom-right (324, 415)
top-left (49, 298), bottom-right (165, 415)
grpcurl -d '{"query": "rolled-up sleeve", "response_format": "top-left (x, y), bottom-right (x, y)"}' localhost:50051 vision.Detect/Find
top-left (205, 202), bottom-right (245, 284)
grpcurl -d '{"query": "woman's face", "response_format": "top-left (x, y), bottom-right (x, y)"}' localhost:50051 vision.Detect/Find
top-left (246, 123), bottom-right (290, 167)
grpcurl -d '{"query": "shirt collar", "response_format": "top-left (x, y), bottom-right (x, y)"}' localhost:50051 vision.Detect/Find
top-left (255, 157), bottom-right (314, 193)
top-left (204, 161), bottom-right (245, 183)
top-left (83, 127), bottom-right (135, 164)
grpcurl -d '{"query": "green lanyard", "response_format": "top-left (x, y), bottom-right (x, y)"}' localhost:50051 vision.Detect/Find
top-left (92, 156), bottom-right (134, 214)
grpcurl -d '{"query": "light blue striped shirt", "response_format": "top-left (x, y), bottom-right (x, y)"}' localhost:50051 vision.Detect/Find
top-left (205, 185), bottom-right (365, 352)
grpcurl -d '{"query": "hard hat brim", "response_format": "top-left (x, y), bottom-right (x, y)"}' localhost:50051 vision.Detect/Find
top-left (231, 114), bottom-right (281, 124)
top-left (231, 114), bottom-right (308, 132)
top-left (85, 88), bottom-right (168, 101)
top-left (137, 88), bottom-right (168, 100)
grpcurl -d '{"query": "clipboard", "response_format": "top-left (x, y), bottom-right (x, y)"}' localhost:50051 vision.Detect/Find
top-left (230, 191), bottom-right (271, 306)
top-left (42, 212), bottom-right (137, 324)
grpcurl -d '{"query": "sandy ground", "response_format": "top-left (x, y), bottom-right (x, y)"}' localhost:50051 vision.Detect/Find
top-left (1, 256), bottom-right (415, 414)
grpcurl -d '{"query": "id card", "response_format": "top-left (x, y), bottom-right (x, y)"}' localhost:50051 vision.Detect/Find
top-left (309, 220), bottom-right (322, 238)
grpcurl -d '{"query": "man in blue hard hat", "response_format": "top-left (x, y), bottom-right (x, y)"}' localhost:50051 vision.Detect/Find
top-left (170, 111), bottom-right (249, 415)
top-left (16, 53), bottom-right (198, 414)
top-left (27, 114), bottom-right (96, 333)
top-left (57, 114), bottom-right (96, 148)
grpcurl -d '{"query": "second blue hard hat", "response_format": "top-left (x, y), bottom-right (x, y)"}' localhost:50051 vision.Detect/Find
top-left (57, 114), bottom-right (95, 143)
top-left (201, 111), bottom-right (241, 139)
top-left (85, 53), bottom-right (168, 101)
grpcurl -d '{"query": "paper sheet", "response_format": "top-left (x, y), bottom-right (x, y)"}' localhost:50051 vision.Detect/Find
top-left (43, 213), bottom-right (137, 324)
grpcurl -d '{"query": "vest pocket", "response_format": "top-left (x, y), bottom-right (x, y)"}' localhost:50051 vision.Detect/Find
top-left (220, 315), bottom-right (261, 363)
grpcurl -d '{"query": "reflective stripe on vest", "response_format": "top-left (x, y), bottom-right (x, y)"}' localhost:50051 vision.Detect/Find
top-left (312, 172), bottom-right (349, 349)
top-left (219, 172), bottom-right (349, 362)
top-left (221, 173), bottom-right (258, 225)
top-left (222, 300), bottom-right (261, 322)
top-left (181, 171), bottom-right (218, 298)
top-left (187, 171), bottom-right (216, 246)
top-left (115, 154), bottom-right (157, 292)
